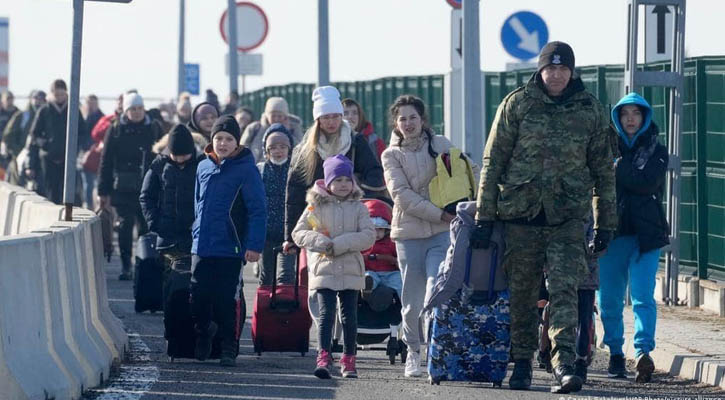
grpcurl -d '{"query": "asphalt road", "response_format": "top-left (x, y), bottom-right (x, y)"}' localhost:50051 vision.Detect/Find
top-left (83, 257), bottom-right (725, 400)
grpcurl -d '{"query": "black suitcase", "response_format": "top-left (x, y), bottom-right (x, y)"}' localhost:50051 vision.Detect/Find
top-left (134, 233), bottom-right (163, 313)
top-left (164, 256), bottom-right (244, 361)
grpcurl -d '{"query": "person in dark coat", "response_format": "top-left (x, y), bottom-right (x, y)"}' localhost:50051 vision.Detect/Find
top-left (191, 115), bottom-right (266, 367)
top-left (97, 92), bottom-right (162, 280)
top-left (0, 91), bottom-right (19, 136)
top-left (282, 86), bottom-right (385, 254)
top-left (256, 123), bottom-right (295, 286)
top-left (598, 92), bottom-right (669, 384)
top-left (2, 90), bottom-right (46, 186)
top-left (28, 79), bottom-right (88, 204)
top-left (139, 124), bottom-right (202, 267)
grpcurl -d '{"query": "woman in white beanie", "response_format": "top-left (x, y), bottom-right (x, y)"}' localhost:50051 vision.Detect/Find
top-left (240, 96), bottom-right (304, 162)
top-left (283, 86), bottom-right (385, 256)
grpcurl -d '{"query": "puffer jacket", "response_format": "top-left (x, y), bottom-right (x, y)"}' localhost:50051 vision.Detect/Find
top-left (611, 92), bottom-right (670, 253)
top-left (139, 152), bottom-right (203, 252)
top-left (382, 132), bottom-right (477, 241)
top-left (292, 180), bottom-right (375, 291)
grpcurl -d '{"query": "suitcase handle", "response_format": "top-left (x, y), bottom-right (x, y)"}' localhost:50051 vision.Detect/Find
top-left (464, 243), bottom-right (498, 302)
top-left (269, 246), bottom-right (301, 310)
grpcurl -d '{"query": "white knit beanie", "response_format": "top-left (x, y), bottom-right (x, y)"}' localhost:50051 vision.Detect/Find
top-left (123, 93), bottom-right (144, 112)
top-left (264, 97), bottom-right (289, 115)
top-left (311, 86), bottom-right (343, 121)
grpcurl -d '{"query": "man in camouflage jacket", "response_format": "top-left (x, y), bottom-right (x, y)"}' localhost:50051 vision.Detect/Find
top-left (471, 42), bottom-right (616, 393)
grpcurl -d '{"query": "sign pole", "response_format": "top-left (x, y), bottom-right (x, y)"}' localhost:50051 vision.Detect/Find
top-left (317, 0), bottom-right (330, 87)
top-left (63, 0), bottom-right (84, 221)
top-left (227, 0), bottom-right (239, 95)
top-left (177, 0), bottom-right (185, 95)
top-left (462, 0), bottom-right (483, 164)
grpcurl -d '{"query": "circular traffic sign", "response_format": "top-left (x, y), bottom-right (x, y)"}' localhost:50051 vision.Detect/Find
top-left (500, 11), bottom-right (548, 61)
top-left (219, 2), bottom-right (269, 52)
top-left (446, 0), bottom-right (461, 9)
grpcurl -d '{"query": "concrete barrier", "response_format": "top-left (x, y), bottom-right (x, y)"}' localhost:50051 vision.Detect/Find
top-left (0, 183), bottom-right (127, 399)
top-left (37, 226), bottom-right (102, 393)
top-left (0, 234), bottom-right (77, 400)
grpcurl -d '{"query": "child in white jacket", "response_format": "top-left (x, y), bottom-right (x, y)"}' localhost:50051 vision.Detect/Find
top-left (292, 154), bottom-right (375, 379)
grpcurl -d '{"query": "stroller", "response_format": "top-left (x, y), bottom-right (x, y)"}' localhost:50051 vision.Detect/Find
top-left (356, 284), bottom-right (407, 364)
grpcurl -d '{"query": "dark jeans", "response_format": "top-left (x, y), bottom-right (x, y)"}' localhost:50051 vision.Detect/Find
top-left (258, 242), bottom-right (295, 286)
top-left (40, 155), bottom-right (63, 204)
top-left (115, 201), bottom-right (148, 271)
top-left (576, 289), bottom-right (596, 359)
top-left (317, 289), bottom-right (358, 355)
top-left (190, 255), bottom-right (244, 346)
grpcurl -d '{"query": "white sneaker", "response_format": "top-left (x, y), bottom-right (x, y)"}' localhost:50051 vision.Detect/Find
top-left (404, 351), bottom-right (422, 377)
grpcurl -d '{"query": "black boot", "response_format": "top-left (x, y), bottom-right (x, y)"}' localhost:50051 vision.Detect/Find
top-left (119, 255), bottom-right (133, 281)
top-left (552, 365), bottom-right (583, 394)
top-left (508, 359), bottom-right (532, 390)
top-left (635, 354), bottom-right (654, 383)
top-left (194, 321), bottom-right (218, 361)
top-left (608, 354), bottom-right (628, 379)
top-left (219, 339), bottom-right (238, 367)
top-left (574, 358), bottom-right (588, 384)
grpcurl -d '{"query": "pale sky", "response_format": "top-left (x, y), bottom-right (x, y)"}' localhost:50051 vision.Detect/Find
top-left (3, 0), bottom-right (725, 109)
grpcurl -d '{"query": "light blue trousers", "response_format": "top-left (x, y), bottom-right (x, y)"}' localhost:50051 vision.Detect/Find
top-left (597, 235), bottom-right (660, 357)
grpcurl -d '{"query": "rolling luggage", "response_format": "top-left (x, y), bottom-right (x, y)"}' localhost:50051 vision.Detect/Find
top-left (252, 247), bottom-right (312, 356)
top-left (427, 245), bottom-right (510, 386)
top-left (134, 232), bottom-right (163, 313)
top-left (164, 256), bottom-right (243, 361)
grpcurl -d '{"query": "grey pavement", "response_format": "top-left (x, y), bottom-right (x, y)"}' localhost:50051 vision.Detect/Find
top-left (595, 302), bottom-right (725, 390)
top-left (83, 252), bottom-right (725, 400)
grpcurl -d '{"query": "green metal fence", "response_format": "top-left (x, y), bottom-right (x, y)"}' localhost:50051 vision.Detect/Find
top-left (240, 56), bottom-right (725, 281)
top-left (240, 75), bottom-right (444, 144)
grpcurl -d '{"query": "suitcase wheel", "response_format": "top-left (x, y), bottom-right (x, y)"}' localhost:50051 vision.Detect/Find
top-left (493, 381), bottom-right (502, 388)
top-left (428, 376), bottom-right (441, 385)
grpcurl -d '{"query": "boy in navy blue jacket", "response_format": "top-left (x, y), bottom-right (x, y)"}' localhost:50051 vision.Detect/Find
top-left (191, 115), bottom-right (267, 367)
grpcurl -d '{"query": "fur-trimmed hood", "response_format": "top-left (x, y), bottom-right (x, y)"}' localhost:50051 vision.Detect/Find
top-left (153, 131), bottom-right (208, 154)
top-left (305, 179), bottom-right (364, 206)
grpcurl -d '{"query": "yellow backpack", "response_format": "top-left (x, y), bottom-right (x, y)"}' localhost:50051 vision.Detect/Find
top-left (428, 148), bottom-right (477, 213)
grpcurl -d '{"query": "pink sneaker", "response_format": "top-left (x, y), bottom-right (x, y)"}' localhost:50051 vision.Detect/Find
top-left (314, 350), bottom-right (332, 379)
top-left (340, 354), bottom-right (358, 378)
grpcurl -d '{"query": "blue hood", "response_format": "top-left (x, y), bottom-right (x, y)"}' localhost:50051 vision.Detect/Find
top-left (611, 92), bottom-right (653, 149)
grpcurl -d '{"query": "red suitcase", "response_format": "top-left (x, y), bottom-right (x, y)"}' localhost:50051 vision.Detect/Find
top-left (252, 248), bottom-right (312, 356)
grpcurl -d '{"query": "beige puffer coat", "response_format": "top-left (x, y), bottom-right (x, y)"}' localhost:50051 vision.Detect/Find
top-left (382, 133), bottom-right (477, 241)
top-left (292, 180), bottom-right (376, 291)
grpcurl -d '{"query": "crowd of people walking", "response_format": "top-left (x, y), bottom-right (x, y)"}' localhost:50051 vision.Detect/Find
top-left (0, 41), bottom-right (670, 393)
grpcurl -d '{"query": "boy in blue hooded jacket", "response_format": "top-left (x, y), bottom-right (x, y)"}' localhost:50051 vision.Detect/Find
top-left (191, 115), bottom-right (267, 367)
top-left (598, 93), bottom-right (669, 383)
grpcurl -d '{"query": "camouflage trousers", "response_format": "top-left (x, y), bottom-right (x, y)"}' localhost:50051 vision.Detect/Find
top-left (504, 219), bottom-right (588, 368)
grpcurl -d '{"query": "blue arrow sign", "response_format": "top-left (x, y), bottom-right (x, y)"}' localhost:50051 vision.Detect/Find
top-left (500, 11), bottom-right (548, 61)
top-left (184, 63), bottom-right (200, 96)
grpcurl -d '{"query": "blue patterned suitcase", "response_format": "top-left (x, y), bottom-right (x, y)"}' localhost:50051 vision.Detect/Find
top-left (427, 245), bottom-right (510, 386)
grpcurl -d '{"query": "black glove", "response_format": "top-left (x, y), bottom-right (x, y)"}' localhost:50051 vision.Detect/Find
top-left (591, 229), bottom-right (612, 254)
top-left (470, 220), bottom-right (494, 249)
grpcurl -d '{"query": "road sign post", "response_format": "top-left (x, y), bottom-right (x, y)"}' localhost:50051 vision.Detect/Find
top-left (318, 0), bottom-right (330, 87)
top-left (63, 0), bottom-right (133, 221)
top-left (227, 0), bottom-right (239, 94)
top-left (462, 0), bottom-right (483, 164)
top-left (178, 0), bottom-right (185, 96)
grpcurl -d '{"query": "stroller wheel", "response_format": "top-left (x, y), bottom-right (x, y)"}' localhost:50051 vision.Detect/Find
top-left (386, 337), bottom-right (398, 365)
